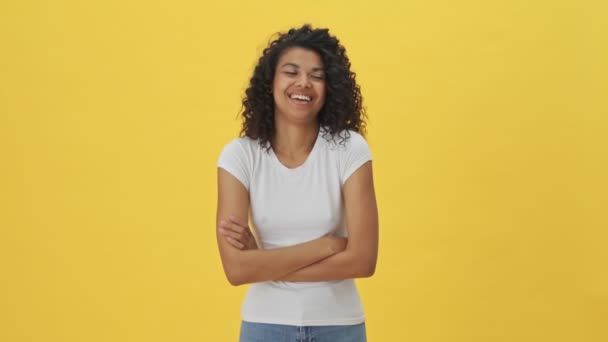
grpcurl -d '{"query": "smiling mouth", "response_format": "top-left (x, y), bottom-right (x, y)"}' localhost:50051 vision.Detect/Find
top-left (289, 93), bottom-right (313, 103)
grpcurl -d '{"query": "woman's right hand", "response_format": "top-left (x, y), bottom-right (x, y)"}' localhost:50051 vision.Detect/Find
top-left (218, 215), bottom-right (258, 250)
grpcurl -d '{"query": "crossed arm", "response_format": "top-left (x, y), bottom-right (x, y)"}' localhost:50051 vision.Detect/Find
top-left (216, 161), bottom-right (378, 286)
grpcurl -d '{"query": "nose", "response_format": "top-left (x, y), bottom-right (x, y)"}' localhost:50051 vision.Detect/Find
top-left (295, 73), bottom-right (312, 88)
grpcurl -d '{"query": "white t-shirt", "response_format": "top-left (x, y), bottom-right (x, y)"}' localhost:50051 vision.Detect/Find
top-left (216, 126), bottom-right (372, 326)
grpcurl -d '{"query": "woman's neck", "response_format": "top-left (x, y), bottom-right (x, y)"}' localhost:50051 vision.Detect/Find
top-left (271, 121), bottom-right (320, 157)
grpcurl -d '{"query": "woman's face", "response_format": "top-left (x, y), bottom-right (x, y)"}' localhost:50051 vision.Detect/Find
top-left (272, 47), bottom-right (326, 124)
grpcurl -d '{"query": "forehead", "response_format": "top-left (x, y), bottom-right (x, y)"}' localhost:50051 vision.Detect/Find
top-left (277, 47), bottom-right (324, 70)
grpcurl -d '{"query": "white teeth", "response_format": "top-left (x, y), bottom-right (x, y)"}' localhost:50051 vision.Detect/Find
top-left (290, 94), bottom-right (311, 101)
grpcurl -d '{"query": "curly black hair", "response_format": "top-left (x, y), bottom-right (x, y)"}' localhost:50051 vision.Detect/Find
top-left (238, 24), bottom-right (367, 152)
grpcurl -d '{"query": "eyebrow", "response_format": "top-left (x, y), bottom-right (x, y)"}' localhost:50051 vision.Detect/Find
top-left (280, 63), bottom-right (324, 72)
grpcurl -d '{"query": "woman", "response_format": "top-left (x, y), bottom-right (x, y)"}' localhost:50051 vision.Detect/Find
top-left (216, 24), bottom-right (379, 342)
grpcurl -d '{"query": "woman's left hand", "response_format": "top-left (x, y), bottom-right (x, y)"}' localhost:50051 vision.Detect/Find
top-left (218, 215), bottom-right (259, 250)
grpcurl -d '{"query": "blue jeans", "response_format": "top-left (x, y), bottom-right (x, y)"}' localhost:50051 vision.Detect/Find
top-left (239, 320), bottom-right (367, 342)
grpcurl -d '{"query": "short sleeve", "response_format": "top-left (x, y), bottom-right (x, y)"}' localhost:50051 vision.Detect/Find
top-left (217, 138), bottom-right (250, 191)
top-left (340, 131), bottom-right (372, 186)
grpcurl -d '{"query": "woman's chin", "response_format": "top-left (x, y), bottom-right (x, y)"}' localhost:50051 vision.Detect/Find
top-left (276, 109), bottom-right (319, 123)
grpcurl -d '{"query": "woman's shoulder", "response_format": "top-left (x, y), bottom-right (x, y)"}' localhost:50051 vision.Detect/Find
top-left (321, 127), bottom-right (369, 151)
top-left (219, 134), bottom-right (267, 159)
top-left (343, 129), bottom-right (367, 145)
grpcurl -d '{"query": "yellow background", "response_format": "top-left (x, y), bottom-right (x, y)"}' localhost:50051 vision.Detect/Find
top-left (1, 0), bottom-right (606, 341)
